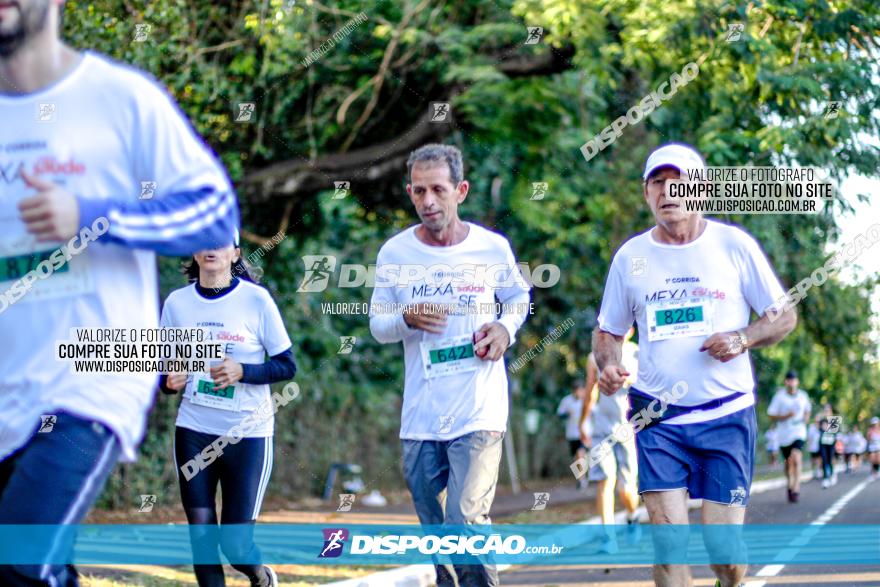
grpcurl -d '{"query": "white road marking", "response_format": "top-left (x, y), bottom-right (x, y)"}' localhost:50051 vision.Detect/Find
top-left (743, 478), bottom-right (873, 586)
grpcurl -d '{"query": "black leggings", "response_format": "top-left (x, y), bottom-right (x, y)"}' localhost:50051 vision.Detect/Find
top-left (175, 426), bottom-right (274, 587)
top-left (819, 444), bottom-right (835, 479)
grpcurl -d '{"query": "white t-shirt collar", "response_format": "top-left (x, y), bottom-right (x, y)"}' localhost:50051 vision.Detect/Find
top-left (408, 221), bottom-right (473, 253)
top-left (648, 218), bottom-right (713, 250)
top-left (0, 50), bottom-right (93, 102)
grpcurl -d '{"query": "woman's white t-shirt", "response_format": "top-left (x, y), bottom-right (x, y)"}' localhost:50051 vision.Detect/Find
top-left (160, 280), bottom-right (291, 437)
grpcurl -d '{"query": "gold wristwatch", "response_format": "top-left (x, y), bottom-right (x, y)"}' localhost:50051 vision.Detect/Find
top-left (735, 329), bottom-right (749, 353)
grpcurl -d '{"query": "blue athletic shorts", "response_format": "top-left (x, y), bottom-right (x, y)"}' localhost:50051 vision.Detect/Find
top-left (635, 406), bottom-right (757, 505)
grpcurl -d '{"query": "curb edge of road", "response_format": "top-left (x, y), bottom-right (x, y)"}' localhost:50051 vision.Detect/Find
top-left (320, 472), bottom-right (806, 587)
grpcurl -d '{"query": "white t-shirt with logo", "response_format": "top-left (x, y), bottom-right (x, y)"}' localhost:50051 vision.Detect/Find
top-left (856, 432), bottom-right (867, 453)
top-left (0, 52), bottom-right (234, 461)
top-left (867, 429), bottom-right (880, 453)
top-left (767, 389), bottom-right (811, 446)
top-left (557, 395), bottom-right (584, 440)
top-left (844, 431), bottom-right (866, 454)
top-left (591, 341), bottom-right (638, 437)
top-left (765, 427), bottom-right (780, 451)
top-left (807, 422), bottom-right (820, 453)
top-left (160, 281), bottom-right (291, 437)
top-left (597, 219), bottom-right (786, 424)
top-left (369, 222), bottom-right (531, 440)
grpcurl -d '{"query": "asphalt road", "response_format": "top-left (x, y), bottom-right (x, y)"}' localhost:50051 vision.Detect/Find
top-left (499, 470), bottom-right (880, 587)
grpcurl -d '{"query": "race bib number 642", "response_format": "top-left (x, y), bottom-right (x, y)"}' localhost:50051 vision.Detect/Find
top-left (420, 334), bottom-right (481, 379)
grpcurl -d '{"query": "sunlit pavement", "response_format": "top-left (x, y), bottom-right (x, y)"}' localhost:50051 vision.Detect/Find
top-left (499, 470), bottom-right (879, 586)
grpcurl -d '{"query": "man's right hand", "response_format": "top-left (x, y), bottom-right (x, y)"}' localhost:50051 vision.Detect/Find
top-left (166, 373), bottom-right (188, 391)
top-left (598, 364), bottom-right (630, 396)
top-left (580, 432), bottom-right (591, 448)
top-left (403, 303), bottom-right (448, 334)
top-left (19, 171), bottom-right (82, 242)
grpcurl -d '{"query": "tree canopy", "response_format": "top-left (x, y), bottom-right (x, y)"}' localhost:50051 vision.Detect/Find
top-left (64, 0), bottom-right (880, 505)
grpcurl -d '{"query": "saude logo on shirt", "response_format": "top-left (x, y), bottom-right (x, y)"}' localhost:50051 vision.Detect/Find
top-left (198, 326), bottom-right (246, 353)
top-left (410, 278), bottom-right (486, 311)
top-left (215, 331), bottom-right (245, 342)
top-left (32, 156), bottom-right (86, 176)
top-left (195, 322), bottom-right (244, 343)
top-left (0, 155), bottom-right (86, 184)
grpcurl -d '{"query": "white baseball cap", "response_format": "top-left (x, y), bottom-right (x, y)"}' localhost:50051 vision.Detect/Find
top-left (643, 143), bottom-right (706, 180)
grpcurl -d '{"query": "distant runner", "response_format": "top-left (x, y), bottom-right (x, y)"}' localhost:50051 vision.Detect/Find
top-left (581, 328), bottom-right (641, 554)
top-left (767, 370), bottom-right (811, 502)
top-left (818, 411), bottom-right (839, 488)
top-left (558, 379), bottom-right (589, 490)
top-left (807, 417), bottom-right (821, 479)
top-left (844, 426), bottom-right (866, 473)
top-left (867, 417), bottom-right (880, 481)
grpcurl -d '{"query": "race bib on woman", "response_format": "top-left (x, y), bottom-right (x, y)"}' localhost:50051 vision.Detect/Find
top-left (187, 374), bottom-right (242, 412)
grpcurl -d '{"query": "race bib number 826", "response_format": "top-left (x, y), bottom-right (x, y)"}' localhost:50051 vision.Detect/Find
top-left (647, 297), bottom-right (714, 341)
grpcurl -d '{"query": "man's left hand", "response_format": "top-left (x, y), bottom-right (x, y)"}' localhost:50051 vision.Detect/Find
top-left (474, 322), bottom-right (510, 362)
top-left (699, 331), bottom-right (745, 363)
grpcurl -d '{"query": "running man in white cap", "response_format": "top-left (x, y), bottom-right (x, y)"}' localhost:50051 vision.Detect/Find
top-left (867, 417), bottom-right (880, 480)
top-left (593, 143), bottom-right (797, 587)
top-left (767, 370), bottom-right (811, 502)
top-left (0, 1), bottom-right (238, 584)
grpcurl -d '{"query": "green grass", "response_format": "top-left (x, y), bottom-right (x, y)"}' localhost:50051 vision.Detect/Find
top-left (79, 564), bottom-right (390, 587)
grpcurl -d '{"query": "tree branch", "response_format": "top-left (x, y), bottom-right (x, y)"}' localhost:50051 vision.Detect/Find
top-left (241, 114), bottom-right (448, 196)
top-left (495, 44), bottom-right (576, 77)
top-left (241, 44), bottom-right (576, 200)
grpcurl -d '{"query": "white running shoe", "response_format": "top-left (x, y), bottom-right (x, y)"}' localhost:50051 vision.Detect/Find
top-left (822, 478), bottom-right (831, 489)
top-left (264, 565), bottom-right (278, 587)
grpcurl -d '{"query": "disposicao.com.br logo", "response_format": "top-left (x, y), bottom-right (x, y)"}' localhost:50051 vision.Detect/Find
top-left (297, 255), bottom-right (560, 292)
top-left (317, 528), bottom-right (563, 557)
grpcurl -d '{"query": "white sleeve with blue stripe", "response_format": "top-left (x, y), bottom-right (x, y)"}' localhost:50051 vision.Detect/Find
top-left (76, 70), bottom-right (240, 256)
top-left (77, 187), bottom-right (239, 257)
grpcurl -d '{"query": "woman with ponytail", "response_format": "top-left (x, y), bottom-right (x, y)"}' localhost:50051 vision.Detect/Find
top-left (159, 230), bottom-right (295, 587)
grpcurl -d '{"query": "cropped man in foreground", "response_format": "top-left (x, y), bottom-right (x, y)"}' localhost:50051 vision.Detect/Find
top-left (0, 0), bottom-right (239, 583)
